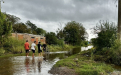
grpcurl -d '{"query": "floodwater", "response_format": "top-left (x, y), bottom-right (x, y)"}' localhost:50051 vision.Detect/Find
top-left (0, 46), bottom-right (93, 75)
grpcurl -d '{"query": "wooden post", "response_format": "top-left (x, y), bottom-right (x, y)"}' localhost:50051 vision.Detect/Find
top-left (118, 0), bottom-right (121, 40)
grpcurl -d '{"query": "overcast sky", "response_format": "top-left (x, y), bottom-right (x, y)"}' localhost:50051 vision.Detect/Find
top-left (1, 0), bottom-right (118, 41)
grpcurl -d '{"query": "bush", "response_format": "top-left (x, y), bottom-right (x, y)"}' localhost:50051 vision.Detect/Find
top-left (0, 47), bottom-right (5, 55)
top-left (92, 21), bottom-right (117, 54)
top-left (3, 37), bottom-right (25, 53)
top-left (108, 39), bottom-right (121, 65)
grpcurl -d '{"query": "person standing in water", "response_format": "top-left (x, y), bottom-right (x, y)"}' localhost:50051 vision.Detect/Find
top-left (31, 41), bottom-right (36, 58)
top-left (24, 40), bottom-right (30, 57)
top-left (37, 42), bottom-right (42, 57)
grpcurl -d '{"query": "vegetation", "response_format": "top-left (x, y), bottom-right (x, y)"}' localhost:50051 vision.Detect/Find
top-left (91, 21), bottom-right (121, 65)
top-left (92, 21), bottom-right (117, 54)
top-left (53, 49), bottom-right (114, 75)
top-left (48, 44), bottom-right (74, 52)
top-left (56, 21), bottom-right (87, 46)
top-left (45, 32), bottom-right (58, 45)
top-left (1, 37), bottom-right (25, 54)
top-left (63, 21), bottom-right (87, 45)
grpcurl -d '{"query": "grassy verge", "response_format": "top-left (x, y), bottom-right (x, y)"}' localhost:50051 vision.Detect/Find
top-left (47, 44), bottom-right (75, 52)
top-left (0, 53), bottom-right (25, 58)
top-left (53, 49), bottom-right (114, 75)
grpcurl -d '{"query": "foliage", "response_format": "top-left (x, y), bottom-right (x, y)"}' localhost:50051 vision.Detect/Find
top-left (0, 11), bottom-right (6, 41)
top-left (0, 48), bottom-right (5, 55)
top-left (48, 44), bottom-right (74, 52)
top-left (26, 20), bottom-right (37, 34)
top-left (80, 40), bottom-right (89, 47)
top-left (106, 39), bottom-right (121, 65)
top-left (45, 32), bottom-right (58, 45)
top-left (54, 50), bottom-right (113, 75)
top-left (63, 21), bottom-right (87, 45)
top-left (13, 22), bottom-right (31, 33)
top-left (0, 11), bottom-right (12, 44)
top-left (35, 28), bottom-right (46, 35)
top-left (3, 13), bottom-right (20, 25)
top-left (3, 37), bottom-right (25, 54)
top-left (92, 21), bottom-right (117, 54)
top-left (56, 28), bottom-right (64, 39)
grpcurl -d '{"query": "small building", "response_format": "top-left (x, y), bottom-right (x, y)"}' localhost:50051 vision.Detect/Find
top-left (11, 33), bottom-right (46, 44)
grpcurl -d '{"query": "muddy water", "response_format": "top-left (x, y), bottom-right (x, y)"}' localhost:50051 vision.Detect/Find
top-left (0, 47), bottom-right (83, 75)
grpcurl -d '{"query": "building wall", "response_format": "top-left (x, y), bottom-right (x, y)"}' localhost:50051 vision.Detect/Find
top-left (11, 33), bottom-right (46, 44)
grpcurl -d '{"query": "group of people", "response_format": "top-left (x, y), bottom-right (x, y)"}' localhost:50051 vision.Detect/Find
top-left (24, 40), bottom-right (47, 57)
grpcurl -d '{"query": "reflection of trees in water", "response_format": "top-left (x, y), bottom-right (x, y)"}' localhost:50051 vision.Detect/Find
top-left (43, 52), bottom-right (71, 61)
top-left (0, 57), bottom-right (14, 75)
top-left (66, 47), bottom-right (81, 56)
top-left (42, 47), bottom-right (81, 61)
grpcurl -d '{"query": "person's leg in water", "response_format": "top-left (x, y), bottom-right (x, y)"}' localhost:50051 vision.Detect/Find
top-left (26, 50), bottom-right (29, 57)
top-left (32, 50), bottom-right (35, 58)
top-left (38, 49), bottom-right (42, 57)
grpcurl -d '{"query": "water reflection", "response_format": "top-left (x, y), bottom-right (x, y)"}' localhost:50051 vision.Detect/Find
top-left (25, 57), bottom-right (30, 73)
top-left (0, 46), bottom-right (86, 75)
top-left (43, 52), bottom-right (49, 61)
top-left (37, 57), bottom-right (43, 72)
top-left (32, 57), bottom-right (36, 73)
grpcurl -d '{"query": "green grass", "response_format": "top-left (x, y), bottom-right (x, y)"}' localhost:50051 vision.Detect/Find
top-left (53, 50), bottom-right (114, 75)
top-left (47, 44), bottom-right (74, 52)
top-left (0, 53), bottom-right (25, 58)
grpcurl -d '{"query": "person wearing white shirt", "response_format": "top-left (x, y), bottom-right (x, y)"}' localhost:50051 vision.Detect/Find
top-left (31, 41), bottom-right (36, 58)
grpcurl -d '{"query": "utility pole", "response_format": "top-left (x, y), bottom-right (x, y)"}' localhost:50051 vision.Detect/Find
top-left (0, 0), bottom-right (4, 11)
top-left (0, 0), bottom-right (1, 11)
top-left (118, 0), bottom-right (121, 40)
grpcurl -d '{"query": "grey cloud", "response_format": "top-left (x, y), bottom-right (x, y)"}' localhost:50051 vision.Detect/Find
top-left (2, 0), bottom-right (117, 23)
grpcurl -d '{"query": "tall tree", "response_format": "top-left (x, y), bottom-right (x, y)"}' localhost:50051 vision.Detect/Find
top-left (4, 13), bottom-right (20, 25)
top-left (26, 20), bottom-right (37, 34)
top-left (63, 21), bottom-right (87, 45)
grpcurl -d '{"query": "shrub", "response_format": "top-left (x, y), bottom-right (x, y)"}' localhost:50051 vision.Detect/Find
top-left (92, 21), bottom-right (117, 54)
top-left (3, 37), bottom-right (25, 53)
top-left (0, 47), bottom-right (5, 55)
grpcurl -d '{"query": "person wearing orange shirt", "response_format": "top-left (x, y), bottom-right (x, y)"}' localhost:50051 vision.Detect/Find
top-left (24, 40), bottom-right (30, 57)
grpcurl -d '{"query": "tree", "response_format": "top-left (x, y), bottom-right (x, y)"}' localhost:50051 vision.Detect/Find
top-left (35, 28), bottom-right (46, 35)
top-left (45, 32), bottom-right (58, 45)
top-left (56, 23), bottom-right (64, 39)
top-left (63, 21), bottom-right (87, 45)
top-left (13, 22), bottom-right (31, 33)
top-left (0, 11), bottom-right (6, 41)
top-left (4, 13), bottom-right (20, 25)
top-left (0, 11), bottom-right (12, 44)
top-left (56, 28), bottom-right (64, 39)
top-left (26, 20), bottom-right (37, 34)
top-left (92, 21), bottom-right (117, 53)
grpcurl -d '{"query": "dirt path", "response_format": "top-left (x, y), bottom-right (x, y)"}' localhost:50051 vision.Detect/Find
top-left (49, 67), bottom-right (78, 75)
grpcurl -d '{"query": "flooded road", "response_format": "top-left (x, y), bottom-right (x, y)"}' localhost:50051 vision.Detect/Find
top-left (0, 46), bottom-right (94, 75)
top-left (0, 47), bottom-right (84, 75)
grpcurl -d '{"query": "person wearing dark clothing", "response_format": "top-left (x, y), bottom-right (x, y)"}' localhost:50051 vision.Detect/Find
top-left (38, 42), bottom-right (42, 56)
top-left (43, 43), bottom-right (47, 52)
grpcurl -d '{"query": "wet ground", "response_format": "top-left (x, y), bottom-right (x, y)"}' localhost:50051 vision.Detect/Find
top-left (0, 46), bottom-right (95, 75)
